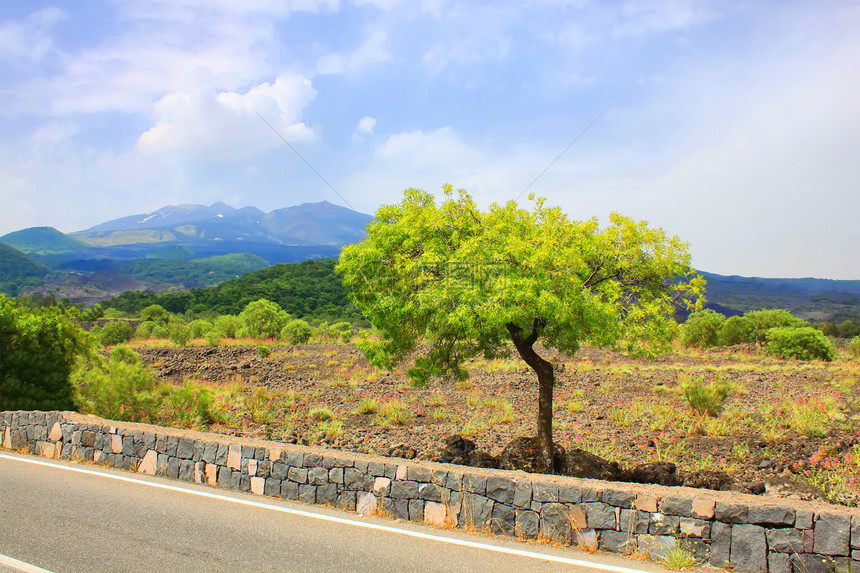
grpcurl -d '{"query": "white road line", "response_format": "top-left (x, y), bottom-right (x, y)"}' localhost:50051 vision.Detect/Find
top-left (0, 553), bottom-right (54, 573)
top-left (1, 453), bottom-right (654, 573)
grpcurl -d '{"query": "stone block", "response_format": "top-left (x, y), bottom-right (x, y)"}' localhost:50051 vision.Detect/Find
top-left (329, 467), bottom-right (344, 484)
top-left (281, 481), bottom-right (299, 501)
top-left (715, 502), bottom-right (748, 524)
top-left (137, 449), bottom-right (157, 475)
top-left (408, 499), bottom-right (424, 522)
top-left (540, 503), bottom-right (574, 544)
top-left (791, 554), bottom-right (837, 573)
top-left (167, 457), bottom-right (180, 479)
top-left (635, 495), bottom-right (658, 513)
top-left (581, 487), bottom-right (599, 502)
top-left (179, 459), bottom-right (195, 481)
top-left (176, 438), bottom-right (195, 459)
top-left (418, 483), bottom-right (443, 502)
top-left (285, 451), bottom-right (304, 468)
top-left (600, 530), bottom-right (636, 554)
top-left (165, 436), bottom-right (179, 457)
top-left (218, 466), bottom-right (232, 487)
top-left (367, 462), bottom-right (385, 477)
top-left (485, 477), bottom-right (516, 504)
top-left (853, 517), bottom-right (860, 549)
top-left (796, 510), bottom-right (814, 530)
top-left (490, 504), bottom-right (516, 536)
top-left (649, 513), bottom-right (679, 535)
top-left (288, 467), bottom-right (309, 484)
top-left (461, 494), bottom-right (493, 529)
top-left (637, 534), bottom-right (676, 560)
top-left (516, 510), bottom-right (539, 539)
top-left (48, 422), bottom-right (62, 442)
top-left (338, 491), bottom-right (356, 511)
top-left (513, 481), bottom-right (532, 508)
top-left (424, 502), bottom-right (454, 527)
top-left (463, 474), bottom-right (486, 494)
top-left (81, 429), bottom-right (96, 447)
top-left (317, 483), bottom-right (338, 505)
top-left (768, 553), bottom-right (792, 573)
top-left (619, 509), bottom-right (650, 534)
top-left (532, 482), bottom-right (558, 503)
top-left (343, 467), bottom-right (367, 490)
top-left (254, 447), bottom-right (266, 461)
top-left (748, 505), bottom-right (795, 526)
top-left (205, 463), bottom-right (218, 486)
top-left (709, 522), bottom-right (732, 569)
top-left (601, 489), bottom-right (635, 509)
top-left (357, 492), bottom-right (377, 514)
top-left (679, 517), bottom-right (710, 538)
top-left (271, 461), bottom-right (288, 480)
top-left (308, 467), bottom-right (329, 486)
top-left (241, 445), bottom-right (255, 460)
top-left (250, 477), bottom-right (265, 495)
top-left (691, 499), bottom-right (715, 520)
top-left (227, 445), bottom-right (241, 470)
top-left (445, 473), bottom-right (462, 491)
top-left (585, 502), bottom-right (617, 530)
top-left (730, 524), bottom-right (767, 573)
top-left (202, 442), bottom-right (218, 464)
top-left (248, 459), bottom-right (258, 476)
top-left (298, 484), bottom-right (316, 504)
top-left (559, 485), bottom-right (582, 504)
top-left (659, 496), bottom-right (692, 517)
top-left (390, 480), bottom-right (418, 499)
top-left (767, 528), bottom-right (803, 553)
top-left (264, 478), bottom-right (281, 497)
top-left (392, 499), bottom-right (409, 520)
top-left (815, 513), bottom-right (851, 556)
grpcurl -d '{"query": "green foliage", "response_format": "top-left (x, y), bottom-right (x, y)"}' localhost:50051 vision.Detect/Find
top-left (718, 315), bottom-right (755, 345)
top-left (281, 318), bottom-right (313, 344)
top-left (168, 323), bottom-right (192, 347)
top-left (338, 187), bottom-right (700, 468)
top-left (162, 380), bottom-right (214, 428)
top-left (104, 259), bottom-right (364, 324)
top-left (679, 373), bottom-right (732, 416)
top-left (187, 319), bottom-right (213, 338)
top-left (118, 253), bottom-right (268, 287)
top-left (766, 327), bottom-right (835, 361)
top-left (82, 303), bottom-right (105, 321)
top-left (679, 309), bottom-right (726, 348)
top-left (0, 294), bottom-right (90, 410)
top-left (257, 344), bottom-right (271, 358)
top-left (140, 304), bottom-right (170, 324)
top-left (241, 299), bottom-right (289, 339)
top-left (746, 309), bottom-right (806, 344)
top-left (0, 243), bottom-right (51, 296)
top-left (99, 320), bottom-right (134, 347)
top-left (213, 314), bottom-right (243, 339)
top-left (73, 346), bottom-right (161, 422)
top-left (848, 336), bottom-right (860, 358)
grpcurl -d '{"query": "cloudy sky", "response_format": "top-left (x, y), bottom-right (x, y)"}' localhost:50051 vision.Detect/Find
top-left (1, 1), bottom-right (858, 279)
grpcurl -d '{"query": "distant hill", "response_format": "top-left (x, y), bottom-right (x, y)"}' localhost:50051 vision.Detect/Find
top-left (0, 226), bottom-right (89, 255)
top-left (0, 243), bottom-right (51, 296)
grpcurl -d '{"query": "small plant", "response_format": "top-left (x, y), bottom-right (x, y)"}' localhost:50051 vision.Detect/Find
top-left (846, 336), bottom-right (860, 359)
top-left (662, 540), bottom-right (699, 570)
top-left (679, 373), bottom-right (732, 417)
top-left (356, 398), bottom-right (379, 414)
top-left (245, 386), bottom-right (275, 424)
top-left (316, 419), bottom-right (344, 440)
top-left (309, 407), bottom-right (334, 421)
top-left (375, 400), bottom-right (412, 426)
top-left (431, 407), bottom-right (448, 420)
top-left (257, 344), bottom-right (271, 358)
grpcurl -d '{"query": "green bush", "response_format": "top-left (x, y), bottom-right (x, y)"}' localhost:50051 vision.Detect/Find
top-left (281, 319), bottom-right (313, 344)
top-left (765, 327), bottom-right (835, 361)
top-left (848, 336), bottom-right (860, 358)
top-left (718, 315), bottom-right (755, 346)
top-left (213, 314), bottom-right (242, 339)
top-left (241, 299), bottom-right (290, 339)
top-left (168, 324), bottom-right (191, 347)
top-left (679, 373), bottom-right (732, 416)
top-left (162, 380), bottom-right (214, 428)
top-left (135, 320), bottom-right (156, 339)
top-left (679, 309), bottom-right (726, 348)
top-left (746, 309), bottom-right (806, 344)
top-left (140, 304), bottom-right (170, 324)
top-left (73, 346), bottom-right (162, 422)
top-left (257, 344), bottom-right (271, 358)
top-left (99, 320), bottom-right (134, 347)
top-left (187, 319), bottom-right (213, 338)
top-left (0, 294), bottom-right (90, 411)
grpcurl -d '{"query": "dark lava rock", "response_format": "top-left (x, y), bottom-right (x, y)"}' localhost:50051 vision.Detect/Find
top-left (623, 462), bottom-right (682, 486)
top-left (559, 448), bottom-right (626, 481)
top-left (498, 436), bottom-right (566, 474)
top-left (744, 480), bottom-right (766, 495)
top-left (682, 469), bottom-right (733, 490)
top-left (433, 435), bottom-right (477, 465)
top-left (467, 451), bottom-right (500, 468)
top-left (389, 443), bottom-right (417, 459)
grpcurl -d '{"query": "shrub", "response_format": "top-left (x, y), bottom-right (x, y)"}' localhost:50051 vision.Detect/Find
top-left (848, 336), bottom-right (860, 359)
top-left (240, 299), bottom-right (290, 339)
top-left (718, 315), bottom-right (755, 345)
top-left (679, 373), bottom-right (732, 417)
top-left (281, 319), bottom-right (313, 344)
top-left (213, 314), bottom-right (243, 339)
top-left (0, 295), bottom-right (90, 411)
top-left (187, 319), bottom-right (213, 338)
top-left (140, 304), bottom-right (170, 324)
top-left (168, 324), bottom-right (191, 347)
top-left (135, 320), bottom-right (156, 339)
top-left (99, 321), bottom-right (134, 347)
top-left (73, 346), bottom-right (161, 422)
top-left (766, 327), bottom-right (835, 361)
top-left (163, 380), bottom-right (214, 428)
top-left (679, 309), bottom-right (726, 348)
top-left (257, 344), bottom-right (271, 358)
top-left (745, 309), bottom-right (806, 344)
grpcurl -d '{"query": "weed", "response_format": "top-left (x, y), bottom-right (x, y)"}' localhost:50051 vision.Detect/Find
top-left (309, 407), bottom-right (334, 421)
top-left (432, 407), bottom-right (449, 420)
top-left (679, 372), bottom-right (732, 417)
top-left (356, 398), bottom-right (379, 415)
top-left (375, 401), bottom-right (412, 426)
top-left (662, 540), bottom-right (699, 570)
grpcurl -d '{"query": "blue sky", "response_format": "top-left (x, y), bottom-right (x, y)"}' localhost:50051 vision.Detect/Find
top-left (1, 1), bottom-right (858, 279)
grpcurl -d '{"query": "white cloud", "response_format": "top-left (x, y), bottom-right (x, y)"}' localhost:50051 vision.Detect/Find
top-left (137, 74), bottom-right (317, 159)
top-left (0, 8), bottom-right (65, 63)
top-left (316, 28), bottom-right (390, 75)
top-left (352, 116), bottom-right (377, 140)
top-left (614, 0), bottom-right (718, 37)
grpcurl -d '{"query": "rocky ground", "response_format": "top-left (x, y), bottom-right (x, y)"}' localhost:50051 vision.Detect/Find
top-left (132, 341), bottom-right (860, 506)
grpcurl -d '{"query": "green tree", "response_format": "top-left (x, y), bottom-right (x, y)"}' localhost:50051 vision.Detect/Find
top-left (337, 188), bottom-right (702, 473)
top-left (679, 309), bottom-right (726, 348)
top-left (0, 294), bottom-right (91, 410)
top-left (240, 299), bottom-right (290, 339)
top-left (281, 319), bottom-right (313, 344)
top-left (718, 315), bottom-right (755, 345)
top-left (140, 304), bottom-right (170, 324)
top-left (745, 309), bottom-right (806, 344)
top-left (99, 320), bottom-right (134, 347)
top-left (765, 326), bottom-right (835, 361)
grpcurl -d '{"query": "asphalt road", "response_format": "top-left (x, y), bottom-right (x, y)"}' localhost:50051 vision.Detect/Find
top-left (0, 452), bottom-right (678, 573)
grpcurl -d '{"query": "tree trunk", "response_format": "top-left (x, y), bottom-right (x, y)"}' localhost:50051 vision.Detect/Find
top-left (507, 320), bottom-right (556, 474)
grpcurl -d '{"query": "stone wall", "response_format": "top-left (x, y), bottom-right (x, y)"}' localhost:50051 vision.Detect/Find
top-left (2, 410), bottom-right (858, 573)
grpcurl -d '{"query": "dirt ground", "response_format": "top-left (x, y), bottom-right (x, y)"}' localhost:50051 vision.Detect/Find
top-left (133, 341), bottom-right (860, 506)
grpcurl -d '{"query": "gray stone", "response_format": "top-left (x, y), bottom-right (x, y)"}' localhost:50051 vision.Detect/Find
top-left (600, 530), bottom-right (636, 554)
top-left (256, 460), bottom-right (270, 478)
top-left (338, 491), bottom-right (356, 511)
top-left (271, 461), bottom-right (288, 480)
top-left (308, 467), bottom-right (328, 486)
top-left (601, 489), bottom-right (635, 509)
top-left (393, 499), bottom-right (409, 520)
top-left (264, 478), bottom-right (281, 497)
top-left (241, 445), bottom-right (255, 459)
top-left (218, 466), bottom-right (233, 486)
top-left (288, 467), bottom-right (309, 484)
top-left (853, 517), bottom-right (860, 549)
top-left (748, 505), bottom-right (795, 526)
top-left (179, 459), bottom-right (195, 481)
top-left (254, 447), bottom-right (266, 461)
top-left (445, 473), bottom-right (462, 491)
top-left (730, 524), bottom-right (767, 573)
top-left (636, 534), bottom-right (676, 561)
top-left (461, 494), bottom-right (494, 529)
top-left (679, 517), bottom-right (710, 538)
top-left (815, 513), bottom-right (851, 556)
top-left (122, 435), bottom-right (134, 456)
top-left (490, 503), bottom-right (516, 536)
top-left (559, 485), bottom-right (582, 503)
top-left (167, 457), bottom-right (181, 479)
top-left (239, 475), bottom-right (250, 492)
top-left (176, 438), bottom-right (195, 459)
top-left (329, 467), bottom-right (344, 484)
top-left (715, 502), bottom-right (748, 524)
top-left (516, 511), bottom-right (540, 539)
top-left (532, 482), bottom-right (558, 503)
top-left (797, 510), bottom-right (815, 530)
top-left (513, 481), bottom-right (532, 508)
top-left (619, 509), bottom-right (650, 534)
top-left (285, 451), bottom-right (303, 468)
top-left (540, 503), bottom-right (573, 544)
top-left (767, 528), bottom-right (803, 553)
top-left (165, 436), bottom-right (179, 457)
top-left (768, 553), bottom-right (793, 573)
top-left (485, 477), bottom-right (516, 504)
top-left (408, 466), bottom-right (431, 482)
top-left (409, 499), bottom-right (424, 522)
top-left (659, 496), bottom-right (692, 517)
top-left (585, 502), bottom-right (617, 530)
top-left (580, 487), bottom-right (599, 502)
top-left (201, 441), bottom-right (218, 463)
top-left (343, 467), bottom-right (366, 490)
top-left (418, 483), bottom-right (443, 502)
top-left (649, 514), bottom-right (679, 535)
top-left (215, 443), bottom-right (229, 465)
top-left (353, 460), bottom-right (369, 473)
top-left (317, 483), bottom-right (338, 504)
top-left (709, 521), bottom-right (732, 568)
top-left (463, 474), bottom-right (486, 494)
top-left (791, 554), bottom-right (837, 573)
top-left (390, 480), bottom-right (418, 499)
top-left (281, 481), bottom-right (299, 500)
top-left (298, 484), bottom-right (316, 504)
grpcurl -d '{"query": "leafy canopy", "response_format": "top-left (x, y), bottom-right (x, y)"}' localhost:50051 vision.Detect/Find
top-left (338, 187), bottom-right (702, 384)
